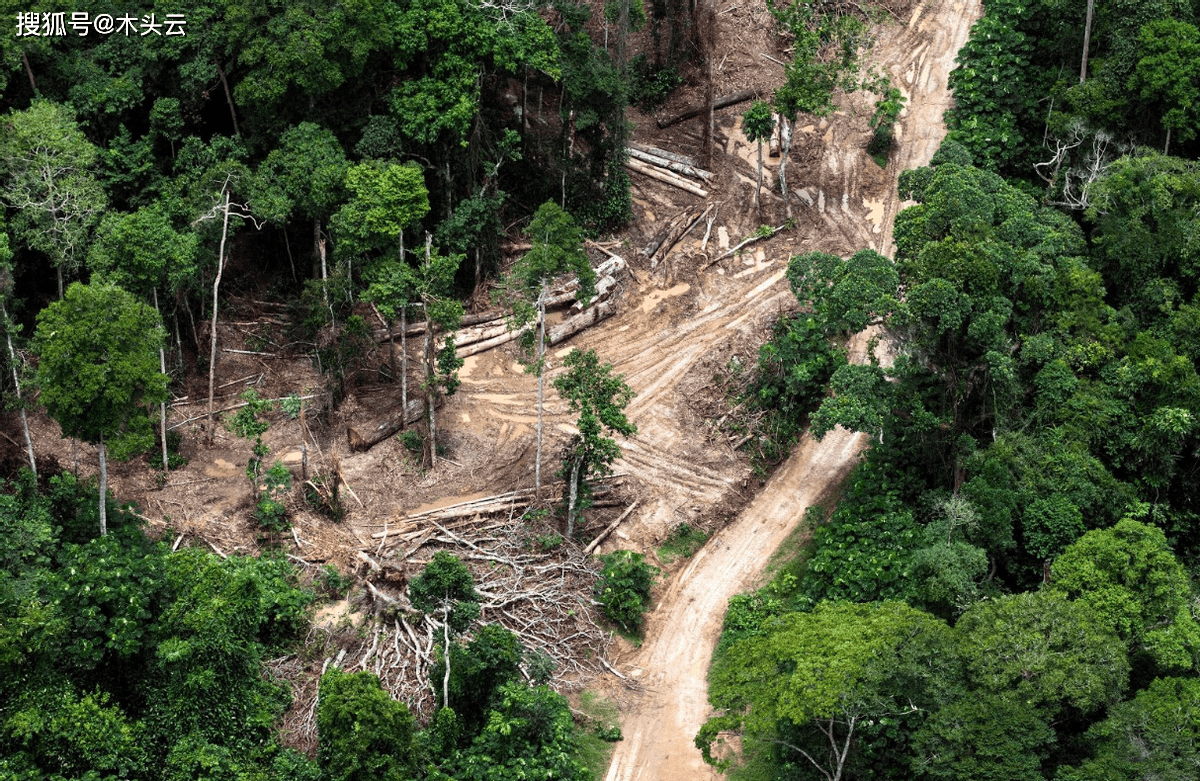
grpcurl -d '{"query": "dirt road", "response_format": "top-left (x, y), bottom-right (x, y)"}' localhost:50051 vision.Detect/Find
top-left (601, 2), bottom-right (981, 779)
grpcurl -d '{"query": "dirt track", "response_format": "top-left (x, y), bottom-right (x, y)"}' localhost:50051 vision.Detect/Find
top-left (601, 1), bottom-right (981, 778)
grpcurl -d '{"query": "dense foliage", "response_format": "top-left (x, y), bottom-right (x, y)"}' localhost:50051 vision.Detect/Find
top-left (0, 471), bottom-right (316, 780)
top-left (702, 3), bottom-right (1200, 779)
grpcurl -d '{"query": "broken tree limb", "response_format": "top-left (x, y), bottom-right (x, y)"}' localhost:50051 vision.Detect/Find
top-left (656, 89), bottom-right (756, 129)
top-left (624, 158), bottom-right (708, 198)
top-left (651, 205), bottom-right (712, 268)
top-left (641, 207), bottom-right (701, 260)
top-left (626, 147), bottom-right (715, 182)
top-left (703, 223), bottom-right (790, 269)
top-left (583, 500), bottom-right (639, 555)
top-left (628, 142), bottom-right (697, 168)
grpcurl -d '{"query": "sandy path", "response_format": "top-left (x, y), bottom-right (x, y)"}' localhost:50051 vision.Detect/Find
top-left (602, 2), bottom-right (981, 779)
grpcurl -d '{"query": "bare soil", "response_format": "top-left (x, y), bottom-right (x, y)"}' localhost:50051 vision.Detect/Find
top-left (3, 0), bottom-right (982, 771)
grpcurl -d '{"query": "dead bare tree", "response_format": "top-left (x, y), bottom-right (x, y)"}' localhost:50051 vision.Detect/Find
top-left (192, 181), bottom-right (264, 444)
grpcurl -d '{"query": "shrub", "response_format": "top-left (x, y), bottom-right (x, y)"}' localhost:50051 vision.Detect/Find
top-left (628, 54), bottom-right (682, 112)
top-left (594, 550), bottom-right (658, 632)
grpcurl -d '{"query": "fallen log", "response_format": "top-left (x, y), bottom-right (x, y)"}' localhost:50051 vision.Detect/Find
top-left (456, 323), bottom-right (532, 359)
top-left (656, 89), bottom-right (756, 129)
top-left (651, 205), bottom-right (712, 268)
top-left (549, 297), bottom-right (617, 346)
top-left (346, 397), bottom-right (427, 453)
top-left (626, 147), bottom-right (715, 182)
top-left (583, 500), bottom-right (639, 555)
top-left (629, 142), bottom-right (698, 168)
top-left (641, 206), bottom-right (701, 259)
top-left (625, 158), bottom-right (708, 198)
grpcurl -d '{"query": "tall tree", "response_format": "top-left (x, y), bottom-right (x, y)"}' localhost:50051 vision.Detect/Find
top-left (742, 101), bottom-right (775, 219)
top-left (1128, 19), bottom-right (1200, 154)
top-left (0, 100), bottom-right (107, 298)
top-left (0, 226), bottom-right (35, 474)
top-left (34, 283), bottom-right (169, 535)
top-left (250, 122), bottom-right (349, 281)
top-left (551, 349), bottom-right (635, 536)
top-left (416, 235), bottom-right (464, 468)
top-left (88, 205), bottom-right (198, 473)
top-left (334, 160), bottom-right (431, 419)
top-left (698, 601), bottom-right (954, 781)
top-left (498, 201), bottom-right (595, 499)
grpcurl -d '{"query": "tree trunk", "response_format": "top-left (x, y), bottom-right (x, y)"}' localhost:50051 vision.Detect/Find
top-left (442, 610), bottom-right (452, 707)
top-left (1164, 124), bottom-right (1172, 155)
top-left (282, 227), bottom-right (296, 283)
top-left (153, 288), bottom-right (169, 473)
top-left (21, 50), bottom-right (36, 94)
top-left (401, 307), bottom-right (408, 429)
top-left (207, 189), bottom-right (232, 445)
top-left (56, 266), bottom-right (63, 300)
top-left (319, 233), bottom-right (330, 311)
top-left (347, 397), bottom-right (428, 452)
top-left (656, 89), bottom-right (756, 128)
top-left (98, 437), bottom-right (108, 536)
top-left (312, 218), bottom-right (321, 279)
top-left (215, 61), bottom-right (241, 137)
top-left (536, 284), bottom-right (547, 500)
top-left (423, 236), bottom-right (438, 469)
top-left (1, 299), bottom-right (36, 475)
top-left (1079, 0), bottom-right (1095, 84)
top-left (567, 455), bottom-right (581, 537)
top-left (779, 117), bottom-right (793, 219)
top-left (755, 140), bottom-right (764, 220)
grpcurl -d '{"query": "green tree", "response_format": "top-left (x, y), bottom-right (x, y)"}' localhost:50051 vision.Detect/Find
top-left (335, 160), bottom-right (431, 424)
top-left (1128, 19), bottom-right (1200, 154)
top-left (551, 348), bottom-right (636, 535)
top-left (499, 201), bottom-right (596, 500)
top-left (1051, 516), bottom-right (1200, 675)
top-left (433, 623), bottom-right (525, 739)
top-left (786, 249), bottom-right (899, 338)
top-left (251, 122), bottom-right (349, 281)
top-left (409, 552), bottom-right (481, 707)
top-left (593, 550), bottom-right (658, 632)
top-left (698, 601), bottom-right (953, 781)
top-left (1060, 676), bottom-right (1200, 781)
top-left (34, 282), bottom-right (168, 536)
top-left (317, 668), bottom-right (416, 781)
top-left (415, 236), bottom-right (464, 467)
top-left (0, 99), bottom-right (107, 298)
top-left (88, 204), bottom-right (198, 473)
top-left (451, 681), bottom-right (591, 781)
top-left (911, 693), bottom-right (1056, 781)
top-left (742, 101), bottom-right (775, 219)
top-left (956, 590), bottom-right (1129, 718)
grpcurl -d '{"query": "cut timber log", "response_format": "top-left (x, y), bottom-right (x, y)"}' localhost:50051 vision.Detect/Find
top-left (656, 89), bottom-right (756, 129)
top-left (549, 297), bottom-right (617, 345)
top-left (346, 397), bottom-right (427, 452)
top-left (625, 158), bottom-right (708, 198)
top-left (456, 323), bottom-right (531, 359)
top-left (583, 500), bottom-right (639, 555)
top-left (651, 205), bottom-right (712, 268)
top-left (629, 142), bottom-right (697, 167)
top-left (626, 147), bottom-right (714, 182)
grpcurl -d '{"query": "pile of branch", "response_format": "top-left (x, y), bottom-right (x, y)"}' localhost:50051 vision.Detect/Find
top-left (334, 513), bottom-right (617, 719)
top-left (640, 205), bottom-right (714, 268)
